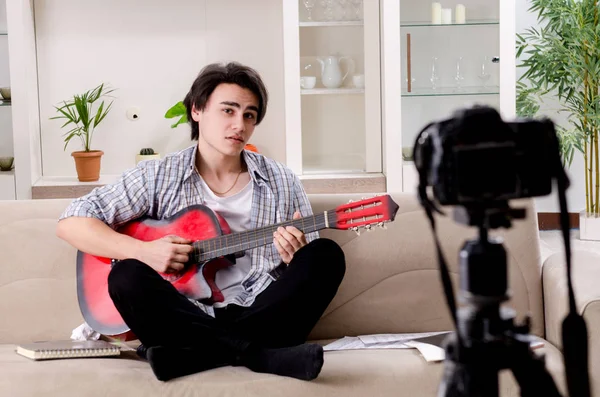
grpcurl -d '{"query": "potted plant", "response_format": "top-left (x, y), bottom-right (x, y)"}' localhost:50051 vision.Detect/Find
top-left (516, 0), bottom-right (600, 239)
top-left (165, 100), bottom-right (259, 153)
top-left (136, 148), bottom-right (161, 164)
top-left (51, 83), bottom-right (115, 182)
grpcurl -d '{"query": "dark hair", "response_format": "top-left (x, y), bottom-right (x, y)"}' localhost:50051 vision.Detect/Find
top-left (183, 62), bottom-right (269, 141)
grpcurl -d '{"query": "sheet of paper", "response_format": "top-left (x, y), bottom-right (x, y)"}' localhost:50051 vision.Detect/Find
top-left (405, 340), bottom-right (445, 362)
top-left (358, 331), bottom-right (451, 346)
top-left (323, 336), bottom-right (412, 351)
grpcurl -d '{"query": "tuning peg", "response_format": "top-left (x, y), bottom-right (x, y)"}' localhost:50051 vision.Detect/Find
top-left (352, 226), bottom-right (361, 236)
top-left (365, 224), bottom-right (372, 231)
top-left (378, 222), bottom-right (387, 230)
top-left (348, 199), bottom-right (354, 203)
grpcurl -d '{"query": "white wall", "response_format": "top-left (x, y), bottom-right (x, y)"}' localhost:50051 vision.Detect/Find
top-left (34, 0), bottom-right (284, 177)
top-left (516, 0), bottom-right (586, 213)
top-left (0, 0), bottom-right (12, 160)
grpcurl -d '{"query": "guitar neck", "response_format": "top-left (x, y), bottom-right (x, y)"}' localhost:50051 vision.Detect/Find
top-left (193, 210), bottom-right (336, 262)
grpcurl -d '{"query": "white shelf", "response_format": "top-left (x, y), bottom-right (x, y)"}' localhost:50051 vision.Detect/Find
top-left (299, 21), bottom-right (363, 27)
top-left (33, 174), bottom-right (121, 186)
top-left (400, 19), bottom-right (499, 28)
top-left (301, 88), bottom-right (364, 95)
top-left (402, 86), bottom-right (500, 97)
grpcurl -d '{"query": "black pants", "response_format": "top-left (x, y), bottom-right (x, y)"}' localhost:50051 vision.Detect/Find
top-left (108, 238), bottom-right (345, 359)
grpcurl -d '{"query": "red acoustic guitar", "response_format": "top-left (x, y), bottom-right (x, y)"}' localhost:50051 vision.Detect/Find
top-left (77, 195), bottom-right (399, 340)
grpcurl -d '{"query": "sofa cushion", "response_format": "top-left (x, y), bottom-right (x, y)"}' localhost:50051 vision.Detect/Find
top-left (0, 341), bottom-right (565, 397)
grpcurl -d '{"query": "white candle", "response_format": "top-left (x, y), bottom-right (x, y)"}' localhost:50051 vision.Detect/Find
top-left (432, 3), bottom-right (442, 24)
top-left (456, 4), bottom-right (466, 24)
top-left (441, 8), bottom-right (452, 24)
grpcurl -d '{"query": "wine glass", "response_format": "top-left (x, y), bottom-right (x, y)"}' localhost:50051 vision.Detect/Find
top-left (337, 0), bottom-right (349, 20)
top-left (430, 57), bottom-right (440, 90)
top-left (320, 0), bottom-right (335, 21)
top-left (349, 0), bottom-right (362, 21)
top-left (454, 56), bottom-right (465, 89)
top-left (303, 0), bottom-right (317, 21)
top-left (477, 56), bottom-right (492, 87)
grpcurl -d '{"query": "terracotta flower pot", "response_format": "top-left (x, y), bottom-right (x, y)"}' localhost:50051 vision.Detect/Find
top-left (72, 150), bottom-right (104, 182)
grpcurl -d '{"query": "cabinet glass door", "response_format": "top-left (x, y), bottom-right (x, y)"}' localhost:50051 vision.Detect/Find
top-left (297, 0), bottom-right (381, 174)
top-left (399, 0), bottom-right (500, 190)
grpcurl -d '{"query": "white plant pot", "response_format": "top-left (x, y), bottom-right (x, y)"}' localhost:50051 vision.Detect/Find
top-left (135, 153), bottom-right (160, 164)
top-left (579, 211), bottom-right (600, 241)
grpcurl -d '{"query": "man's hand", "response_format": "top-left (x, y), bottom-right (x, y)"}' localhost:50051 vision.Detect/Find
top-left (273, 211), bottom-right (307, 265)
top-left (137, 235), bottom-right (194, 274)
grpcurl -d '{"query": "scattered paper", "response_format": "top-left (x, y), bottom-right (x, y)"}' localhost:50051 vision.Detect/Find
top-left (70, 322), bottom-right (100, 342)
top-left (323, 331), bottom-right (545, 364)
top-left (405, 340), bottom-right (446, 362)
top-left (323, 331), bottom-right (451, 352)
top-left (358, 331), bottom-right (451, 346)
top-left (323, 336), bottom-right (413, 351)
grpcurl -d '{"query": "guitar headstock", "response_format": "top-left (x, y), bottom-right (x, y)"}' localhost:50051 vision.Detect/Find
top-left (332, 194), bottom-right (399, 235)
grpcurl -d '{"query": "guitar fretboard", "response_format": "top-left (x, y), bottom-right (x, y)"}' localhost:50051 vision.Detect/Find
top-left (192, 211), bottom-right (336, 262)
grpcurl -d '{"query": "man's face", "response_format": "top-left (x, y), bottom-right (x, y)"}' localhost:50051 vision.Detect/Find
top-left (191, 83), bottom-right (259, 158)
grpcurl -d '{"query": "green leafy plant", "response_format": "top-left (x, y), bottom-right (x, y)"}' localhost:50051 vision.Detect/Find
top-left (165, 101), bottom-right (187, 128)
top-left (516, 0), bottom-right (600, 215)
top-left (50, 83), bottom-right (115, 152)
top-left (139, 148), bottom-right (155, 155)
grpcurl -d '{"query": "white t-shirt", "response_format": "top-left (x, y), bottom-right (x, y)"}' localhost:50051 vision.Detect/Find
top-left (199, 177), bottom-right (253, 308)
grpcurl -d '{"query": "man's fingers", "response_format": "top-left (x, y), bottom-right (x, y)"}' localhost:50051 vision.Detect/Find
top-left (167, 235), bottom-right (193, 244)
top-left (285, 226), bottom-right (305, 241)
top-left (275, 229), bottom-right (300, 251)
top-left (293, 211), bottom-right (302, 220)
top-left (169, 262), bottom-right (185, 273)
top-left (174, 244), bottom-right (194, 254)
top-left (273, 237), bottom-right (291, 264)
top-left (172, 253), bottom-right (189, 263)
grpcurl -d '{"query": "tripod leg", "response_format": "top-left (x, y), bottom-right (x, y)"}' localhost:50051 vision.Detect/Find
top-left (509, 344), bottom-right (562, 397)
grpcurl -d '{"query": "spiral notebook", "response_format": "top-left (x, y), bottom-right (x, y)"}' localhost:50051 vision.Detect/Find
top-left (16, 340), bottom-right (121, 361)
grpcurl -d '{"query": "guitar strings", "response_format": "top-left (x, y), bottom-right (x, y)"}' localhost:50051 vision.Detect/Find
top-left (194, 211), bottom-right (335, 262)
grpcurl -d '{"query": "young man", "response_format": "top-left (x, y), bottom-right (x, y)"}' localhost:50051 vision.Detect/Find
top-left (57, 62), bottom-right (346, 382)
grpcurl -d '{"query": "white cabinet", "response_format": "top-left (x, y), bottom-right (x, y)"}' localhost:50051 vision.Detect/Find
top-left (283, 0), bottom-right (383, 191)
top-left (284, 0), bottom-right (516, 193)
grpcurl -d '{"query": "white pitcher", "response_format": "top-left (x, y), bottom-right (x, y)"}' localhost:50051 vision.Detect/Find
top-left (317, 56), bottom-right (355, 89)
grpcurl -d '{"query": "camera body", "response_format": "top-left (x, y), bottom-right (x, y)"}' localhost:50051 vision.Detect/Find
top-left (414, 106), bottom-right (557, 206)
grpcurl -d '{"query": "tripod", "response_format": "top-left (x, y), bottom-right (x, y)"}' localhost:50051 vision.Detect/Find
top-left (436, 206), bottom-right (562, 397)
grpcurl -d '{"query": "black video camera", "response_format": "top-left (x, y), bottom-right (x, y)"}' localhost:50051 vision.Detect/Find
top-left (413, 106), bottom-right (559, 207)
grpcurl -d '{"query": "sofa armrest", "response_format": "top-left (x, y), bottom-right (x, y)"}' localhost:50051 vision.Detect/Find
top-left (543, 250), bottom-right (600, 395)
top-left (543, 250), bottom-right (600, 349)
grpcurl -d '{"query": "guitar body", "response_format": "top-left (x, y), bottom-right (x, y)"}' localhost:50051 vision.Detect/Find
top-left (76, 205), bottom-right (234, 340)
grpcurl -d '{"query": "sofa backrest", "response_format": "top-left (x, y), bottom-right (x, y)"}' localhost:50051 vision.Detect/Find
top-left (0, 194), bottom-right (544, 344)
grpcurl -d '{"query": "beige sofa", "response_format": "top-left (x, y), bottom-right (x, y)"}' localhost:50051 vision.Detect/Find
top-left (0, 193), bottom-right (598, 396)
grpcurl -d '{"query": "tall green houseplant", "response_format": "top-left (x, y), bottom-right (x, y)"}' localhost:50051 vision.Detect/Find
top-left (517, 0), bottom-right (600, 215)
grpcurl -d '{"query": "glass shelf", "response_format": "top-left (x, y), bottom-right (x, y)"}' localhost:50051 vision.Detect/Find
top-left (301, 88), bottom-right (364, 95)
top-left (0, 100), bottom-right (11, 106)
top-left (299, 21), bottom-right (363, 27)
top-left (402, 86), bottom-right (499, 97)
top-left (401, 19), bottom-right (499, 28)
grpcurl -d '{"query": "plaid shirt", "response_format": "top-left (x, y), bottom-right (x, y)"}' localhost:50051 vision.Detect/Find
top-left (60, 144), bottom-right (318, 317)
